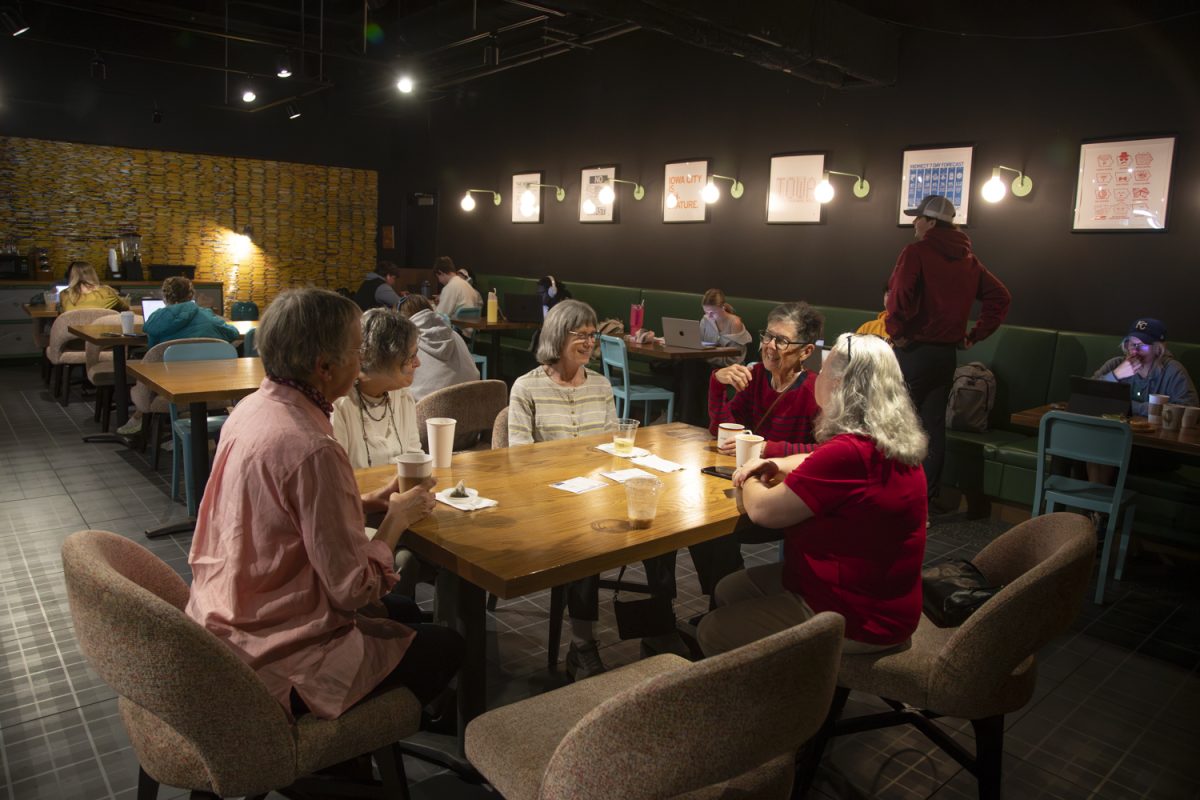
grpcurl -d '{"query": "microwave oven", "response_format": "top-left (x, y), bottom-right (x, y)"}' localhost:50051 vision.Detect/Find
top-left (0, 254), bottom-right (30, 279)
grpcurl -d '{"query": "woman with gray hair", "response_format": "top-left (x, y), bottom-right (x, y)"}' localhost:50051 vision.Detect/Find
top-left (508, 300), bottom-right (683, 679)
top-left (185, 288), bottom-right (463, 724)
top-left (698, 332), bottom-right (928, 657)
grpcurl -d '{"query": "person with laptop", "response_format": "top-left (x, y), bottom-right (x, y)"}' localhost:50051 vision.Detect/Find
top-left (397, 295), bottom-right (480, 402)
top-left (117, 276), bottom-right (240, 436)
top-left (59, 261), bottom-right (129, 312)
top-left (433, 255), bottom-right (482, 316)
top-left (887, 194), bottom-right (1011, 512)
top-left (1093, 318), bottom-right (1196, 416)
top-left (699, 288), bottom-right (753, 367)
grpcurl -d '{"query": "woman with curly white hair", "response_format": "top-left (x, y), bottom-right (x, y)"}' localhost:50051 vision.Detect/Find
top-left (699, 332), bottom-right (929, 657)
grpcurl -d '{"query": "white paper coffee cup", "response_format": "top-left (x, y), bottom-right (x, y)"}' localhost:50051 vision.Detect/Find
top-left (394, 453), bottom-right (433, 491)
top-left (426, 417), bottom-right (456, 469)
top-left (734, 432), bottom-right (765, 467)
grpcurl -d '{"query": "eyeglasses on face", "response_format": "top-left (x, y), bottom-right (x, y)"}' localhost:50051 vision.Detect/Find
top-left (758, 330), bottom-right (809, 350)
top-left (568, 329), bottom-right (599, 343)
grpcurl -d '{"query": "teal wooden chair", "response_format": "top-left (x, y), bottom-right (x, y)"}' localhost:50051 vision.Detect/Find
top-left (598, 334), bottom-right (674, 423)
top-left (1031, 411), bottom-right (1137, 604)
top-left (163, 341), bottom-right (239, 515)
top-left (451, 305), bottom-right (488, 378)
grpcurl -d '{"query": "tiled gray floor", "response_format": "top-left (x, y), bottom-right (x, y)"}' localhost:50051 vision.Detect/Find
top-left (1, 361), bottom-right (1198, 799)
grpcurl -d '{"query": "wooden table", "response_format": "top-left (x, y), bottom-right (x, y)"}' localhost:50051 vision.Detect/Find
top-left (449, 316), bottom-right (540, 381)
top-left (1011, 404), bottom-right (1200, 456)
top-left (21, 303), bottom-right (58, 319)
top-left (624, 339), bottom-right (742, 425)
top-left (355, 422), bottom-right (738, 737)
top-left (128, 357), bottom-right (265, 536)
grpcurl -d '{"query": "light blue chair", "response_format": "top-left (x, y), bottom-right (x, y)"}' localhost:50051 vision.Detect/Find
top-left (242, 326), bottom-right (258, 357)
top-left (598, 334), bottom-right (674, 423)
top-left (163, 341), bottom-right (239, 515)
top-left (450, 306), bottom-right (488, 378)
top-left (1031, 411), bottom-right (1136, 604)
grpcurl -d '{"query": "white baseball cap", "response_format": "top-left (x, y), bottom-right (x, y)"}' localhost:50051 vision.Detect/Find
top-left (903, 195), bottom-right (956, 222)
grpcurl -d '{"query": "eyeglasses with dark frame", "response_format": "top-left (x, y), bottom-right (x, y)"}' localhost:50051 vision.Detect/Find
top-left (568, 329), bottom-right (599, 344)
top-left (758, 330), bottom-right (811, 350)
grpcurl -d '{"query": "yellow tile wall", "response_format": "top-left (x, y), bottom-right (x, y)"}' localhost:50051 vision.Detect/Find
top-left (0, 136), bottom-right (377, 313)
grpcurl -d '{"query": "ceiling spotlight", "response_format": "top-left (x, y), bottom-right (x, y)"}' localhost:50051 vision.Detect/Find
top-left (483, 35), bottom-right (499, 67)
top-left (286, 103), bottom-right (301, 120)
top-left (152, 105), bottom-right (163, 124)
top-left (241, 76), bottom-right (256, 103)
top-left (0, 10), bottom-right (30, 37)
top-left (276, 51), bottom-right (293, 78)
top-left (90, 51), bottom-right (106, 80)
top-left (396, 75), bottom-right (414, 94)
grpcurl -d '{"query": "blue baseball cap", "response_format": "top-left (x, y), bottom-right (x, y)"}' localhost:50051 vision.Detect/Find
top-left (1127, 318), bottom-right (1166, 345)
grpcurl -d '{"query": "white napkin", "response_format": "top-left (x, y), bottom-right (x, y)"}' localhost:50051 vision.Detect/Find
top-left (595, 442), bottom-right (650, 458)
top-left (631, 454), bottom-right (685, 473)
top-left (600, 467), bottom-right (658, 484)
top-left (551, 477), bottom-right (608, 494)
top-left (435, 488), bottom-right (498, 511)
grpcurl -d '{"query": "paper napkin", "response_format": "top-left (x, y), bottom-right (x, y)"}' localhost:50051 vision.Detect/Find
top-left (631, 454), bottom-right (685, 473)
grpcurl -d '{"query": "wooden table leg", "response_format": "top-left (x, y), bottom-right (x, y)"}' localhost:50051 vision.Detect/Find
top-left (442, 572), bottom-right (487, 754)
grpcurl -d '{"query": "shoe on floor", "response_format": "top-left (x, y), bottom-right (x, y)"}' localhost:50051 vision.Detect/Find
top-left (640, 631), bottom-right (693, 660)
top-left (116, 417), bottom-right (143, 436)
top-left (565, 641), bottom-right (606, 681)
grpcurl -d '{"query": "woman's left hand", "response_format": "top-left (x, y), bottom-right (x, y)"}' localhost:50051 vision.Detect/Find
top-left (732, 458), bottom-right (779, 488)
top-left (362, 476), bottom-right (401, 515)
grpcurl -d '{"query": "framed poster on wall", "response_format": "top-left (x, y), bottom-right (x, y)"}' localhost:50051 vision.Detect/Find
top-left (1072, 136), bottom-right (1175, 231)
top-left (580, 166), bottom-right (616, 223)
top-left (766, 153), bottom-right (825, 223)
top-left (898, 146), bottom-right (972, 225)
top-left (663, 160), bottom-right (709, 223)
top-left (512, 171), bottom-right (542, 223)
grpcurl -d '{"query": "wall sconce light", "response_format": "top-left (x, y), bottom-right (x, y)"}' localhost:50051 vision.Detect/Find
top-left (815, 170), bottom-right (870, 203)
top-left (666, 191), bottom-right (678, 209)
top-left (599, 179), bottom-right (645, 206)
top-left (241, 224), bottom-right (254, 242)
top-left (461, 189), bottom-right (501, 211)
top-left (528, 183), bottom-right (566, 202)
top-left (396, 75), bottom-right (415, 94)
top-left (0, 10), bottom-right (30, 37)
top-left (981, 166), bottom-right (1033, 203)
top-left (702, 174), bottom-right (744, 204)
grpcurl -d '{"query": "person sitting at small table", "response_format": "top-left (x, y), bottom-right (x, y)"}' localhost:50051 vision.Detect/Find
top-left (332, 307), bottom-right (440, 598)
top-left (536, 275), bottom-right (572, 313)
top-left (700, 288), bottom-right (753, 367)
top-left (353, 261), bottom-right (406, 311)
top-left (59, 262), bottom-right (128, 312)
top-left (1094, 317), bottom-right (1196, 415)
top-left (433, 256), bottom-right (482, 317)
top-left (699, 332), bottom-right (928, 657)
top-left (186, 288), bottom-right (463, 723)
top-left (117, 276), bottom-right (240, 436)
top-left (509, 300), bottom-right (686, 679)
top-left (398, 294), bottom-right (480, 402)
top-left (855, 285), bottom-right (891, 341)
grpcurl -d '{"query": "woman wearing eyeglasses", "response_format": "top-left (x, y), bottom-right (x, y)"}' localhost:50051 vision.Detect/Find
top-left (508, 300), bottom-right (683, 679)
top-left (708, 301), bottom-right (824, 458)
top-left (698, 332), bottom-right (928, 657)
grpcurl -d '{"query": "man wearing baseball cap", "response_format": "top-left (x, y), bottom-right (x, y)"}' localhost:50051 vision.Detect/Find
top-left (886, 195), bottom-right (1011, 509)
top-left (1095, 318), bottom-right (1196, 415)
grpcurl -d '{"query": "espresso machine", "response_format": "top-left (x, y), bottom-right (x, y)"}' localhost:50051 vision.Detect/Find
top-left (116, 231), bottom-right (144, 280)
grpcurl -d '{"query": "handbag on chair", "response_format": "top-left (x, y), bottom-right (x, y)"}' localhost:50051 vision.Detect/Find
top-left (921, 559), bottom-right (1003, 628)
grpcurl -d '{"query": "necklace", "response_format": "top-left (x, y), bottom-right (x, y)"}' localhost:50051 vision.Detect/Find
top-left (355, 384), bottom-right (398, 466)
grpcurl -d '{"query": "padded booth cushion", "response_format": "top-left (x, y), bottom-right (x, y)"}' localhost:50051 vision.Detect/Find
top-left (815, 306), bottom-right (877, 342)
top-left (640, 289), bottom-right (702, 332)
top-left (567, 282), bottom-right (643, 325)
top-left (958, 324), bottom-right (1059, 431)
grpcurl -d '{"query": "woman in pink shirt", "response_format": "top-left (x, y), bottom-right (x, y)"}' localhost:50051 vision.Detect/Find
top-left (185, 288), bottom-right (463, 721)
top-left (699, 332), bottom-right (928, 656)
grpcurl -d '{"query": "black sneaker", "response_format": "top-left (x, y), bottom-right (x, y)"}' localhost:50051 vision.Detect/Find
top-left (565, 641), bottom-right (606, 681)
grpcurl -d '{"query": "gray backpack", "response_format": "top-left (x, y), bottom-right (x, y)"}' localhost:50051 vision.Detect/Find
top-left (946, 362), bottom-right (996, 432)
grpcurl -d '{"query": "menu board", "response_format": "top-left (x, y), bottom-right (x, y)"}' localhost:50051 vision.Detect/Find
top-left (1073, 137), bottom-right (1174, 231)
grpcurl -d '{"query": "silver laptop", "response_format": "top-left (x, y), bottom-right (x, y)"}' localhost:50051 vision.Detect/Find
top-left (661, 317), bottom-right (716, 349)
top-left (140, 299), bottom-right (166, 320)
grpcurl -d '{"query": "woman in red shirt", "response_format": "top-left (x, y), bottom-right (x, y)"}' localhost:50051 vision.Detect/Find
top-left (698, 332), bottom-right (928, 655)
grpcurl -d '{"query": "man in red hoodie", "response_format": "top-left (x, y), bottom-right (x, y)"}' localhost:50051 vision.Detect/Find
top-left (886, 195), bottom-right (1011, 508)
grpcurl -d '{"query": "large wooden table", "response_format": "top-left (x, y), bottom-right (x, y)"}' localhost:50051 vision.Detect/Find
top-left (354, 422), bottom-right (739, 737)
top-left (128, 357), bottom-right (265, 536)
top-left (625, 339), bottom-right (741, 425)
top-left (449, 316), bottom-right (541, 381)
top-left (1011, 404), bottom-right (1200, 456)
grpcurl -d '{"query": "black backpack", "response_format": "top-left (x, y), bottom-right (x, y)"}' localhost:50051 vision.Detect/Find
top-left (945, 362), bottom-right (996, 432)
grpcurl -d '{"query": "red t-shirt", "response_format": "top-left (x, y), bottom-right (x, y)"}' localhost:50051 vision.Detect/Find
top-left (782, 433), bottom-right (927, 645)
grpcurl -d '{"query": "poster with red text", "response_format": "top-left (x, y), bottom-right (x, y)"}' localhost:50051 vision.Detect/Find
top-left (663, 160), bottom-right (709, 223)
top-left (1073, 137), bottom-right (1174, 231)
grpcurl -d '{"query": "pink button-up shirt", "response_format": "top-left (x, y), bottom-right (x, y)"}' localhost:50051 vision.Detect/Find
top-left (186, 379), bottom-right (413, 719)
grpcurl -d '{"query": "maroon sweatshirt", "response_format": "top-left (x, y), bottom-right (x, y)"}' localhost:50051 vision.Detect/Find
top-left (885, 227), bottom-right (1011, 345)
top-left (708, 365), bottom-right (819, 457)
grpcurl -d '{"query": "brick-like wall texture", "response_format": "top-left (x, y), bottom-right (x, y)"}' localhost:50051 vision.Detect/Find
top-left (0, 136), bottom-right (377, 313)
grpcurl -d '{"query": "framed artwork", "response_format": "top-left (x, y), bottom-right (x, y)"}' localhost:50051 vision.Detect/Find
top-left (898, 146), bottom-right (973, 225)
top-left (766, 153), bottom-right (825, 223)
top-left (380, 225), bottom-right (395, 249)
top-left (512, 171), bottom-right (542, 223)
top-left (580, 166), bottom-right (616, 223)
top-left (1072, 136), bottom-right (1175, 231)
top-left (663, 159), bottom-right (709, 223)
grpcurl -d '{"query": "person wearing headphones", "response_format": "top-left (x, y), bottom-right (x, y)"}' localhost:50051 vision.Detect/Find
top-left (537, 275), bottom-right (572, 315)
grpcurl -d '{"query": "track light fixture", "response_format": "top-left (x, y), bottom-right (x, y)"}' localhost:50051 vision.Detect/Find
top-left (0, 10), bottom-right (30, 37)
top-left (152, 103), bottom-right (163, 124)
top-left (276, 51), bottom-right (293, 78)
top-left (241, 75), bottom-right (256, 103)
top-left (286, 103), bottom-right (301, 120)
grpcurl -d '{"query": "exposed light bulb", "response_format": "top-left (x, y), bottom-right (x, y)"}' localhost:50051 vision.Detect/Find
top-left (598, 185), bottom-right (615, 205)
top-left (814, 179), bottom-right (834, 204)
top-left (701, 181), bottom-right (720, 204)
top-left (396, 75), bottom-right (414, 94)
top-left (241, 89), bottom-right (256, 103)
top-left (582, 198), bottom-right (597, 215)
top-left (461, 193), bottom-right (476, 211)
top-left (666, 191), bottom-right (678, 209)
top-left (982, 175), bottom-right (1007, 203)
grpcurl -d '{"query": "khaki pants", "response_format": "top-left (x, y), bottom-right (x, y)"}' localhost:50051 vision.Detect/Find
top-left (697, 563), bottom-right (900, 657)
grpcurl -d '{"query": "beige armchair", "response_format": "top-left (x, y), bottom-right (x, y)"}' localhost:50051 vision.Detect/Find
top-left (84, 338), bottom-right (134, 432)
top-left (796, 512), bottom-right (1095, 800)
top-left (47, 308), bottom-right (117, 404)
top-left (415, 379), bottom-right (508, 451)
top-left (62, 530), bottom-right (423, 800)
top-left (466, 611), bottom-right (845, 800)
top-left (491, 405), bottom-right (509, 449)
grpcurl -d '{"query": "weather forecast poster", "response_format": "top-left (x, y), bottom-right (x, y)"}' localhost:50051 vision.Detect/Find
top-left (898, 146), bottom-right (972, 225)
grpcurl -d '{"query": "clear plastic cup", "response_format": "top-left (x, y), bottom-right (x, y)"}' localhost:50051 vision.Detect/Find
top-left (625, 475), bottom-right (663, 529)
top-left (613, 418), bottom-right (640, 456)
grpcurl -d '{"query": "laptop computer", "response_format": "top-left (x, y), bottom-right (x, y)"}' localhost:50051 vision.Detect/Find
top-left (503, 292), bottom-right (545, 324)
top-left (1067, 376), bottom-right (1131, 417)
top-left (140, 299), bottom-right (166, 320)
top-left (661, 317), bottom-right (716, 349)
top-left (56, 284), bottom-right (68, 294)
